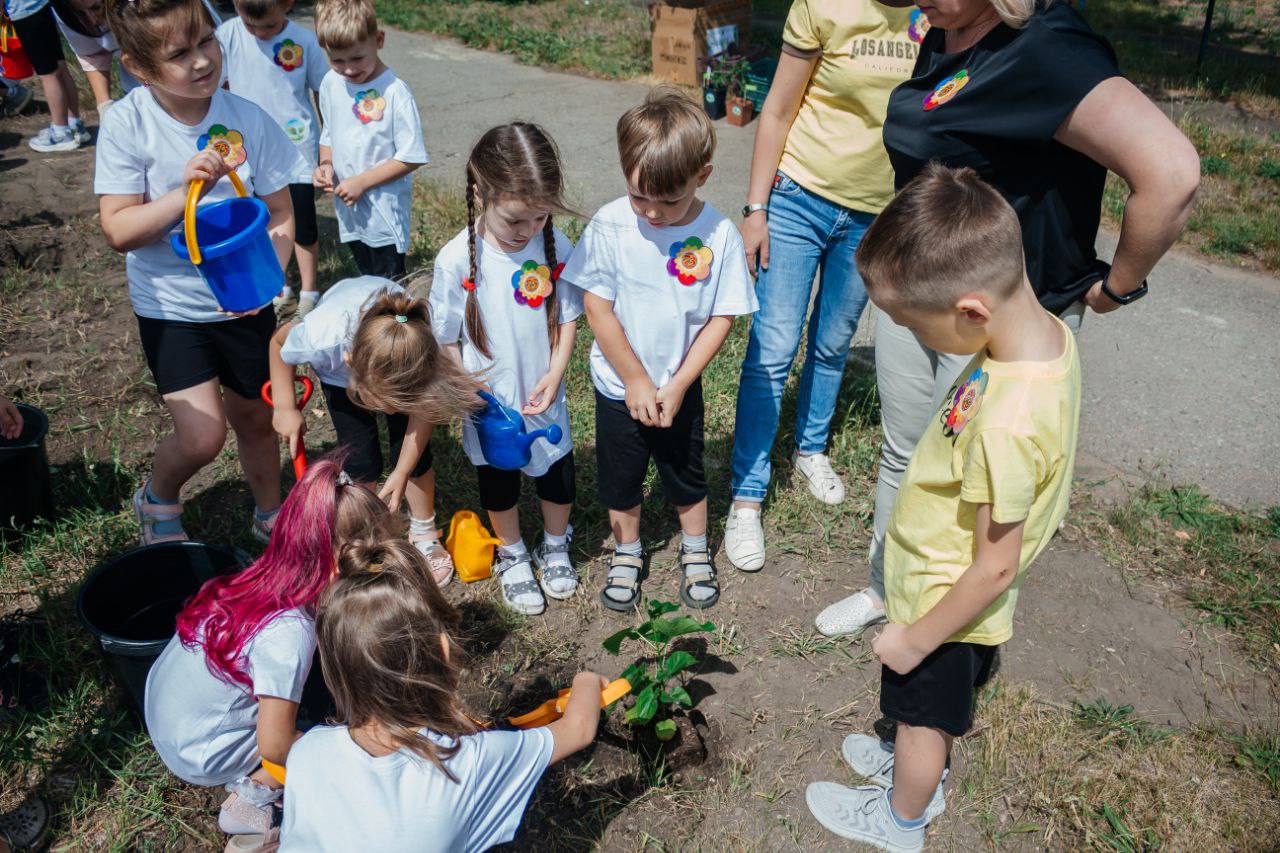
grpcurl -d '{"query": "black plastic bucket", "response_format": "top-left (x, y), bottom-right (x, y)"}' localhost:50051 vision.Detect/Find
top-left (78, 541), bottom-right (244, 716)
top-left (0, 403), bottom-right (53, 529)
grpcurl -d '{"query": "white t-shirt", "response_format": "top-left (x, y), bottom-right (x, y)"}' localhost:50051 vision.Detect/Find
top-left (94, 87), bottom-right (306, 322)
top-left (317, 67), bottom-right (427, 252)
top-left (280, 275), bottom-right (402, 387)
top-left (280, 724), bottom-right (553, 853)
top-left (217, 18), bottom-right (328, 181)
top-left (5, 0), bottom-right (48, 22)
top-left (430, 227), bottom-right (580, 477)
top-left (559, 196), bottom-right (758, 400)
top-left (143, 608), bottom-right (315, 787)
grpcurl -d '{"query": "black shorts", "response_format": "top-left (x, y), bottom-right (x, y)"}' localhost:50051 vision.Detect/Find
top-left (593, 380), bottom-right (706, 510)
top-left (136, 311), bottom-right (274, 398)
top-left (880, 641), bottom-right (998, 737)
top-left (10, 5), bottom-right (64, 76)
top-left (289, 184), bottom-right (318, 247)
top-left (476, 451), bottom-right (576, 513)
top-left (347, 241), bottom-right (405, 281)
top-left (320, 382), bottom-right (432, 483)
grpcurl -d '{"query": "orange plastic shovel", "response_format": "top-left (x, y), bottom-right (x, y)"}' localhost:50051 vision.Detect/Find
top-left (261, 375), bottom-right (314, 480)
top-left (508, 678), bottom-right (632, 729)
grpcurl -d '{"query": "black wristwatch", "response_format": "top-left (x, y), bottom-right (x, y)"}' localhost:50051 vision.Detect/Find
top-left (1100, 273), bottom-right (1148, 306)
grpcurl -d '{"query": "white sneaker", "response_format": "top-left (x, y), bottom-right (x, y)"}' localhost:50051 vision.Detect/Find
top-left (814, 589), bottom-right (885, 637)
top-left (724, 506), bottom-right (765, 572)
top-left (806, 783), bottom-right (924, 852)
top-left (841, 734), bottom-right (947, 822)
top-left (792, 451), bottom-right (845, 504)
top-left (27, 126), bottom-right (80, 153)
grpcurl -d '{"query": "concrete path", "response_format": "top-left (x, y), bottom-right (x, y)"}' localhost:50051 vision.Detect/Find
top-left (383, 27), bottom-right (1280, 509)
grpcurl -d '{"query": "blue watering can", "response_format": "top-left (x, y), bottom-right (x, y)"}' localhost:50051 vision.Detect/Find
top-left (472, 390), bottom-right (562, 471)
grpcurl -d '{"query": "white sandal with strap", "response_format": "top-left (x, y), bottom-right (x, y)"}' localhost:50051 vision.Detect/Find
top-left (132, 484), bottom-right (188, 546)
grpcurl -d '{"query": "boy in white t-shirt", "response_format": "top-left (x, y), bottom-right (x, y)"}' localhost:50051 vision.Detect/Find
top-left (218, 0), bottom-right (329, 318)
top-left (562, 87), bottom-right (758, 612)
top-left (312, 0), bottom-right (426, 281)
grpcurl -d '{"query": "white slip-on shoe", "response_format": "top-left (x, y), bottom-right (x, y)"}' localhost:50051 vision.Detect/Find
top-left (723, 505), bottom-right (765, 572)
top-left (814, 588), bottom-right (886, 637)
top-left (792, 451), bottom-right (845, 505)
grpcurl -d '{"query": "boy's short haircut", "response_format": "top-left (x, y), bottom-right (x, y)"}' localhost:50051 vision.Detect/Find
top-left (617, 85), bottom-right (716, 198)
top-left (234, 0), bottom-right (285, 20)
top-left (314, 0), bottom-right (378, 51)
top-left (856, 162), bottom-right (1026, 311)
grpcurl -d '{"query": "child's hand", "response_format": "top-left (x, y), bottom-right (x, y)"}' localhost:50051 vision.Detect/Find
top-left (184, 150), bottom-right (232, 196)
top-left (624, 376), bottom-right (660, 426)
top-left (272, 408), bottom-right (306, 460)
top-left (0, 396), bottom-right (23, 440)
top-left (377, 468), bottom-right (409, 512)
top-left (313, 163), bottom-right (335, 191)
top-left (871, 623), bottom-right (928, 675)
top-left (522, 372), bottom-right (561, 416)
top-left (654, 380), bottom-right (689, 428)
top-left (332, 175), bottom-right (366, 206)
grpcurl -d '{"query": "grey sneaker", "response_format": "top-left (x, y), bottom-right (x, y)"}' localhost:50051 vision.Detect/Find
top-left (28, 126), bottom-right (80, 153)
top-left (532, 526), bottom-right (576, 600)
top-left (495, 552), bottom-right (545, 615)
top-left (1, 85), bottom-right (32, 117)
top-left (842, 734), bottom-right (946, 822)
top-left (806, 782), bottom-right (924, 852)
top-left (294, 295), bottom-right (318, 320)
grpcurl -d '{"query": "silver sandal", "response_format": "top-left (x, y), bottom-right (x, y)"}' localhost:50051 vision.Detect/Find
top-left (532, 529), bottom-right (577, 600)
top-left (495, 553), bottom-right (546, 616)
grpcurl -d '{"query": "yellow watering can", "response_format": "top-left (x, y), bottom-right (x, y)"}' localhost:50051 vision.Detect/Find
top-left (445, 510), bottom-right (501, 583)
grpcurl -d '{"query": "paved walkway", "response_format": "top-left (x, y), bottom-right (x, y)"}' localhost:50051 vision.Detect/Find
top-left (383, 26), bottom-right (1280, 509)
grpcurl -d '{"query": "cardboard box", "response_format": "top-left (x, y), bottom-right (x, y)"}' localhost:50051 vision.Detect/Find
top-left (651, 0), bottom-right (753, 88)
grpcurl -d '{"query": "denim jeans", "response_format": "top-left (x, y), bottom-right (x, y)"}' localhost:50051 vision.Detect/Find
top-left (730, 172), bottom-right (873, 501)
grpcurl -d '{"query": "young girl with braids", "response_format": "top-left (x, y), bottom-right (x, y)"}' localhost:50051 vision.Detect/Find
top-left (144, 457), bottom-right (393, 840)
top-left (278, 538), bottom-right (607, 851)
top-left (428, 123), bottom-right (581, 616)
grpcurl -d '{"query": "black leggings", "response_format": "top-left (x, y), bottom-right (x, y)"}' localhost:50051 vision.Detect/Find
top-left (321, 382), bottom-right (432, 483)
top-left (475, 451), bottom-right (576, 513)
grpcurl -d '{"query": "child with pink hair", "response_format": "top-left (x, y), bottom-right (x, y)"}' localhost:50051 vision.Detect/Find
top-left (144, 456), bottom-right (394, 839)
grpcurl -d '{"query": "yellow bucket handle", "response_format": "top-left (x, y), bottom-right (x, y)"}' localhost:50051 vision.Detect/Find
top-left (183, 170), bottom-right (248, 265)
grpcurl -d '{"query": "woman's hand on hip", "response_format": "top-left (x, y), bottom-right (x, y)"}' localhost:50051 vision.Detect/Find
top-left (742, 211), bottom-right (769, 277)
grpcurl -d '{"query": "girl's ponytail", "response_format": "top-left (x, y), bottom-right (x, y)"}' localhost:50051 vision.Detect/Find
top-left (463, 170), bottom-right (493, 360)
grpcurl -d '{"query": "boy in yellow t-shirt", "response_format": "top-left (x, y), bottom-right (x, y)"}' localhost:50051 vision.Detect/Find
top-left (806, 163), bottom-right (1081, 852)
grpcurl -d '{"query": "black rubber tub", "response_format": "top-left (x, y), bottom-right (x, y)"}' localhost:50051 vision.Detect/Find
top-left (0, 402), bottom-right (53, 529)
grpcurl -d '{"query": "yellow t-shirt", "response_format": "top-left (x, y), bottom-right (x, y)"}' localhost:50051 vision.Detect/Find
top-left (778, 0), bottom-right (924, 214)
top-left (884, 316), bottom-right (1081, 645)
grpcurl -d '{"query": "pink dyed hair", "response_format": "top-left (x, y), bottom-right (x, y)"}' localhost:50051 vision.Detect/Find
top-left (175, 455), bottom-right (390, 691)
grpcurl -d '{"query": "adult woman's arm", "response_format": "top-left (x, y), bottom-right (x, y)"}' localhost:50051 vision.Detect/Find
top-left (742, 51), bottom-right (819, 275)
top-left (1054, 77), bottom-right (1200, 313)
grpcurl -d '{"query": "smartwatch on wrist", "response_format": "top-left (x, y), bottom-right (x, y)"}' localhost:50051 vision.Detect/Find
top-left (741, 202), bottom-right (767, 219)
top-left (1100, 273), bottom-right (1148, 306)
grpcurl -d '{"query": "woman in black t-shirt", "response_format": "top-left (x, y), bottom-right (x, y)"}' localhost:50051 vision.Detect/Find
top-left (814, 0), bottom-right (1199, 639)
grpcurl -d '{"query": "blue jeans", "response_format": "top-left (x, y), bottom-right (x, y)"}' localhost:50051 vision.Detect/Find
top-left (730, 172), bottom-right (873, 501)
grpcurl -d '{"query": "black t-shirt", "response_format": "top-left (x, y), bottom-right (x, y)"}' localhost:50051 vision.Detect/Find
top-left (883, 3), bottom-right (1121, 314)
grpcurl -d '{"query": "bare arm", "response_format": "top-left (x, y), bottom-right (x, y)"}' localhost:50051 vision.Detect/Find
top-left (583, 291), bottom-right (658, 425)
top-left (255, 696), bottom-right (302, 766)
top-left (378, 415), bottom-right (434, 509)
top-left (655, 316), bottom-right (733, 427)
top-left (873, 504), bottom-right (1024, 674)
top-left (1055, 76), bottom-right (1200, 312)
top-left (261, 185), bottom-right (296, 272)
top-left (268, 322), bottom-right (305, 458)
top-left (546, 672), bottom-right (609, 764)
top-left (333, 159), bottom-right (421, 206)
top-left (524, 319), bottom-right (578, 415)
top-left (742, 51), bottom-right (819, 274)
top-left (99, 150), bottom-right (230, 253)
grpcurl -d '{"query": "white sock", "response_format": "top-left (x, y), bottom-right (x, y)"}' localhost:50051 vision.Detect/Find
top-left (682, 532), bottom-right (707, 552)
top-left (51, 123), bottom-right (70, 137)
top-left (615, 539), bottom-right (642, 557)
top-left (498, 539), bottom-right (528, 560)
top-left (276, 286), bottom-right (295, 300)
top-left (299, 290), bottom-right (319, 302)
top-left (544, 529), bottom-right (568, 548)
top-left (409, 514), bottom-right (436, 538)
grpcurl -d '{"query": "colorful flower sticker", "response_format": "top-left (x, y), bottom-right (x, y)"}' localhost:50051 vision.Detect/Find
top-left (273, 38), bottom-right (303, 71)
top-left (941, 368), bottom-right (988, 438)
top-left (196, 124), bottom-right (247, 167)
top-left (666, 237), bottom-right (714, 286)
top-left (923, 69), bottom-right (970, 111)
top-left (284, 118), bottom-right (307, 143)
top-left (352, 89), bottom-right (386, 124)
top-left (511, 260), bottom-right (554, 308)
top-left (908, 8), bottom-right (931, 43)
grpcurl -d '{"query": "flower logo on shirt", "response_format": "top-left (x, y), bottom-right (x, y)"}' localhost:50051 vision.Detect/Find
top-left (923, 69), bottom-right (970, 111)
top-left (666, 237), bottom-right (714, 286)
top-left (908, 8), bottom-right (931, 43)
top-left (511, 260), bottom-right (555, 309)
top-left (197, 124), bottom-right (247, 167)
top-left (273, 38), bottom-right (303, 71)
top-left (941, 367), bottom-right (989, 439)
top-left (284, 118), bottom-right (307, 142)
top-left (352, 89), bottom-right (386, 124)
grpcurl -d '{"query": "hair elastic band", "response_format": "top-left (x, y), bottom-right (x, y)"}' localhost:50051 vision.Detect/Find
top-left (394, 314), bottom-right (408, 323)
top-left (368, 562), bottom-right (384, 573)
top-left (337, 470), bottom-right (354, 486)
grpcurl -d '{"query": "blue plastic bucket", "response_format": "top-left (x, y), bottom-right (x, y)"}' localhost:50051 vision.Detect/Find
top-left (170, 196), bottom-right (283, 313)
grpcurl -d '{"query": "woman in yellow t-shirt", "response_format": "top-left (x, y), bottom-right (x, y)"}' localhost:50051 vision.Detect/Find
top-left (725, 0), bottom-right (919, 573)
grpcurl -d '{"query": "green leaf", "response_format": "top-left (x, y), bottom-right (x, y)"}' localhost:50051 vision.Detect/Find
top-left (656, 650), bottom-right (698, 681)
top-left (602, 627), bottom-right (638, 655)
top-left (619, 662), bottom-right (652, 693)
top-left (654, 718), bottom-right (678, 741)
top-left (626, 685), bottom-right (658, 725)
top-left (647, 599), bottom-right (680, 619)
top-left (661, 686), bottom-right (693, 707)
top-left (647, 616), bottom-right (715, 643)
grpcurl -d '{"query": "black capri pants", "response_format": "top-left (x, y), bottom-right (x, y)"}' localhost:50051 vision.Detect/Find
top-left (321, 382), bottom-right (432, 484)
top-left (475, 451), bottom-right (576, 513)
top-left (593, 379), bottom-right (706, 510)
